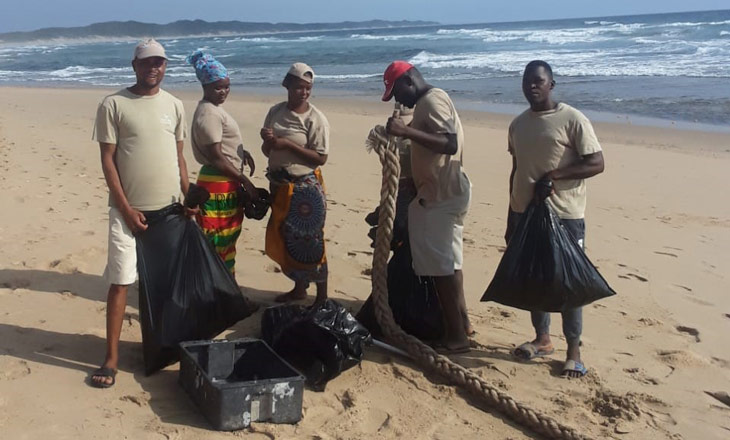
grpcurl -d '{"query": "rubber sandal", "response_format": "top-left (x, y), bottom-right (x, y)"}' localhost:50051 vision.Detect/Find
top-left (90, 366), bottom-right (117, 388)
top-left (513, 342), bottom-right (555, 360)
top-left (561, 360), bottom-right (588, 378)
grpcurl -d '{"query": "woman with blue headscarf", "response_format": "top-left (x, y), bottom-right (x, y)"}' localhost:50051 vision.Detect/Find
top-left (188, 50), bottom-right (256, 274)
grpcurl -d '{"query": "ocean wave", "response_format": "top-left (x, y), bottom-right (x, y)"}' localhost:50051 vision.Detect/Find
top-left (349, 33), bottom-right (431, 41)
top-left (584, 20), bottom-right (618, 25)
top-left (408, 48), bottom-right (729, 78)
top-left (659, 19), bottom-right (730, 27)
top-left (224, 35), bottom-right (324, 44)
top-left (225, 36), bottom-right (279, 43)
top-left (316, 73), bottom-right (379, 80)
top-left (49, 66), bottom-right (129, 77)
top-left (437, 24), bottom-right (643, 45)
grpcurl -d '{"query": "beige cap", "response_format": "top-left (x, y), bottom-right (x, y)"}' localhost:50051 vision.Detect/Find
top-left (133, 38), bottom-right (167, 60)
top-left (285, 62), bottom-right (315, 84)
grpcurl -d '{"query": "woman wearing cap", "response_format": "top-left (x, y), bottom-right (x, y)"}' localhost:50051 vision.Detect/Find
top-left (260, 63), bottom-right (330, 305)
top-left (188, 50), bottom-right (257, 274)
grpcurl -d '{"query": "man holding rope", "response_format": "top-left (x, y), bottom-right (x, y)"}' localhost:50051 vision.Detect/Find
top-left (382, 61), bottom-right (472, 354)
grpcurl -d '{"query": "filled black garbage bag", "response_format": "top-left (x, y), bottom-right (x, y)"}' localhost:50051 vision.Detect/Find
top-left (261, 299), bottom-right (371, 391)
top-left (481, 200), bottom-right (616, 312)
top-left (356, 242), bottom-right (444, 341)
top-left (136, 203), bottom-right (256, 375)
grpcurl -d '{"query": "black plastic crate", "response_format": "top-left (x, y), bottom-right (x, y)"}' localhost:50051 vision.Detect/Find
top-left (179, 338), bottom-right (305, 430)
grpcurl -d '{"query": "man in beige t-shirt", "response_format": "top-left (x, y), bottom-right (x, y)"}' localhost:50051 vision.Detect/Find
top-left (90, 39), bottom-right (192, 388)
top-left (507, 60), bottom-right (605, 378)
top-left (383, 61), bottom-right (471, 354)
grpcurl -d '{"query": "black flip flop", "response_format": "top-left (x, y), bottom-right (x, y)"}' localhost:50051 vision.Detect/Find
top-left (90, 366), bottom-right (117, 388)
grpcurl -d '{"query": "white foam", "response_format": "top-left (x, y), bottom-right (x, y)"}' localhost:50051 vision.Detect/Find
top-left (49, 66), bottom-right (128, 78)
top-left (408, 45), bottom-right (730, 78)
top-left (349, 33), bottom-right (431, 41)
top-left (316, 73), bottom-right (379, 80)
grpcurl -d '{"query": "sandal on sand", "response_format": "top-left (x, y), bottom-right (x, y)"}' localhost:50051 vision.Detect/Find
top-left (90, 366), bottom-right (117, 388)
top-left (561, 360), bottom-right (588, 378)
top-left (513, 342), bottom-right (555, 360)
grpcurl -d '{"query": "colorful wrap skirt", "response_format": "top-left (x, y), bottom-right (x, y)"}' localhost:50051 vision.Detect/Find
top-left (265, 168), bottom-right (328, 283)
top-left (195, 165), bottom-right (244, 274)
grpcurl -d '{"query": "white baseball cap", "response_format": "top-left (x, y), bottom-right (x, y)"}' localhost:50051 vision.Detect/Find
top-left (133, 39), bottom-right (167, 61)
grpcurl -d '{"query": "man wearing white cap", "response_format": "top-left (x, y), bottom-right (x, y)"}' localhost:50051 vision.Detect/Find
top-left (90, 39), bottom-right (192, 387)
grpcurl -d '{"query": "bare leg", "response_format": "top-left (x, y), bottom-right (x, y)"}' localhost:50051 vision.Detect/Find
top-left (453, 270), bottom-right (473, 335)
top-left (313, 279), bottom-right (328, 307)
top-left (91, 284), bottom-right (128, 386)
top-left (275, 280), bottom-right (308, 302)
top-left (434, 274), bottom-right (470, 351)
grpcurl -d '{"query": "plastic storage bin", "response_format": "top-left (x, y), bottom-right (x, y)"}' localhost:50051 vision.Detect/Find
top-left (179, 338), bottom-right (305, 430)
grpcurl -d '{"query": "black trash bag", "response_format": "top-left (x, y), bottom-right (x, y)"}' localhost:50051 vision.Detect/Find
top-left (481, 200), bottom-right (616, 312)
top-left (261, 299), bottom-right (371, 391)
top-left (356, 241), bottom-right (444, 341)
top-left (136, 203), bottom-right (256, 375)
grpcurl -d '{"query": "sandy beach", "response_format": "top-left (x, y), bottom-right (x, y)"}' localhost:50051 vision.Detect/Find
top-left (1, 85), bottom-right (729, 439)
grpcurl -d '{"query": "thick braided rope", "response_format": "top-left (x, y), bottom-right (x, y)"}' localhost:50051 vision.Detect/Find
top-left (370, 137), bottom-right (590, 440)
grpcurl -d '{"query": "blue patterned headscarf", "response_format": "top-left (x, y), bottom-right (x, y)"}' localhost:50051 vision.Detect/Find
top-left (186, 50), bottom-right (228, 85)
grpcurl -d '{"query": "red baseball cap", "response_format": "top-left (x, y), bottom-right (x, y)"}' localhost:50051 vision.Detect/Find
top-left (382, 60), bottom-right (413, 101)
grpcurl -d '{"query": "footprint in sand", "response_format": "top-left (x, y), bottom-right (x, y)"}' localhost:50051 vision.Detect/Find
top-left (120, 392), bottom-right (150, 407)
top-left (623, 367), bottom-right (661, 385)
top-left (638, 317), bottom-right (663, 327)
top-left (339, 389), bottom-right (356, 409)
top-left (627, 273), bottom-right (649, 282)
top-left (58, 290), bottom-right (77, 299)
top-left (0, 358), bottom-right (31, 381)
top-left (657, 349), bottom-right (709, 368)
top-left (675, 326), bottom-right (701, 342)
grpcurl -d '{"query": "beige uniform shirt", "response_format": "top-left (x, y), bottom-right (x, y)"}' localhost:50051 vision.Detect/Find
top-left (264, 102), bottom-right (330, 178)
top-left (92, 88), bottom-right (186, 211)
top-left (410, 88), bottom-right (469, 204)
top-left (191, 100), bottom-right (244, 171)
top-left (509, 103), bottom-right (602, 219)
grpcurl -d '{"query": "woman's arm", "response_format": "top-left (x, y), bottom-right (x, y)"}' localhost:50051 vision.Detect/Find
top-left (206, 141), bottom-right (257, 195)
top-left (275, 137), bottom-right (327, 166)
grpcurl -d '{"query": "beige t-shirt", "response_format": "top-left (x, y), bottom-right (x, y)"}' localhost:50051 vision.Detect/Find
top-left (508, 103), bottom-right (602, 219)
top-left (263, 102), bottom-right (330, 177)
top-left (92, 88), bottom-right (186, 211)
top-left (191, 100), bottom-right (244, 171)
top-left (410, 88), bottom-right (469, 203)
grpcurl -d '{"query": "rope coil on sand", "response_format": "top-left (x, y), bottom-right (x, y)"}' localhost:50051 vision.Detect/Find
top-left (369, 120), bottom-right (591, 440)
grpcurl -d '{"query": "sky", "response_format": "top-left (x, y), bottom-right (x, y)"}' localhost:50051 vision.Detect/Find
top-left (1, 0), bottom-right (728, 33)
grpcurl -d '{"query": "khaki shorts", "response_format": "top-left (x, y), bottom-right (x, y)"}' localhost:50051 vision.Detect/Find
top-left (103, 207), bottom-right (137, 285)
top-left (408, 183), bottom-right (471, 277)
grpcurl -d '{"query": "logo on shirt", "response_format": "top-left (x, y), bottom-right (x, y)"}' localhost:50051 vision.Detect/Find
top-left (160, 114), bottom-right (172, 127)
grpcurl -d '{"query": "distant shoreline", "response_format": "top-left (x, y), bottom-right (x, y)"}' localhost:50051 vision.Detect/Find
top-left (0, 20), bottom-right (438, 45)
top-left (0, 24), bottom-right (438, 47)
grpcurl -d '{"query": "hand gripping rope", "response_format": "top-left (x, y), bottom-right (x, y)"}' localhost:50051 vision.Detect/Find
top-left (368, 110), bottom-right (591, 440)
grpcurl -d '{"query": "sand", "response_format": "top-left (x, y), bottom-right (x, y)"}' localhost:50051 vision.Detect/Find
top-left (1, 85), bottom-right (729, 439)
